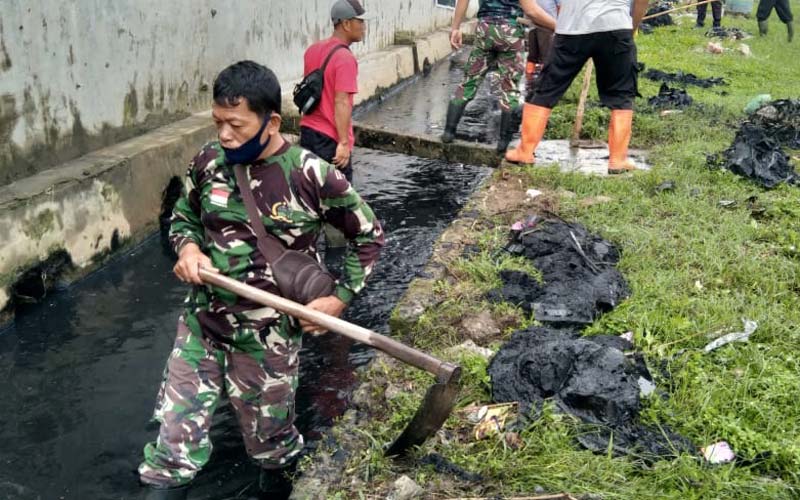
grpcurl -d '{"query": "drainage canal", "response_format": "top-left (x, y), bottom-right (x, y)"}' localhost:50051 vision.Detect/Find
top-left (0, 148), bottom-right (489, 499)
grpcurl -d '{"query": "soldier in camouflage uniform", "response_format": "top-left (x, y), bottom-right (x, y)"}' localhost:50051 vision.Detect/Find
top-left (138, 61), bottom-right (384, 500)
top-left (442, 0), bottom-right (556, 152)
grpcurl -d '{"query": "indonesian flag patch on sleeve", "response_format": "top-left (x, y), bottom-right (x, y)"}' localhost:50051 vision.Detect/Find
top-left (210, 187), bottom-right (230, 207)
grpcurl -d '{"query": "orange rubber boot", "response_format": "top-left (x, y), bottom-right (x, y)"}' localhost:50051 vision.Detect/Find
top-left (607, 109), bottom-right (636, 174)
top-left (505, 104), bottom-right (551, 164)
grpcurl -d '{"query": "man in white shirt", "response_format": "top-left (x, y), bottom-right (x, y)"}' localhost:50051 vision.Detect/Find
top-left (506, 0), bottom-right (649, 174)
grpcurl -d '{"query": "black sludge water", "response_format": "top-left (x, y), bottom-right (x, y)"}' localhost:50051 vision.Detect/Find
top-left (0, 148), bottom-right (489, 500)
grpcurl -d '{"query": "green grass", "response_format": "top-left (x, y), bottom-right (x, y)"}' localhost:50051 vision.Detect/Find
top-left (335, 10), bottom-right (800, 499)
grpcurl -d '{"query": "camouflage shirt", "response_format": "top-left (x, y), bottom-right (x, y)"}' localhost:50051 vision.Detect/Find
top-left (170, 140), bottom-right (384, 339)
top-left (477, 0), bottom-right (523, 21)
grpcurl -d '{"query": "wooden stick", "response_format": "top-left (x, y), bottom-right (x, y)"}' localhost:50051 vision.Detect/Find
top-left (571, 60), bottom-right (594, 147)
top-left (642, 0), bottom-right (717, 21)
top-left (197, 268), bottom-right (459, 382)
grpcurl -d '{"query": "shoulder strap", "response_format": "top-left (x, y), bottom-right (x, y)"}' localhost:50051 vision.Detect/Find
top-left (320, 44), bottom-right (349, 73)
top-left (233, 164), bottom-right (286, 263)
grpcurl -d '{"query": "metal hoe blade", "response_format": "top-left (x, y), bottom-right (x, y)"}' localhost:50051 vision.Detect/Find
top-left (385, 366), bottom-right (461, 456)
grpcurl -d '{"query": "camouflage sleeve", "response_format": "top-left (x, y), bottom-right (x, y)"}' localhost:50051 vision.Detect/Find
top-left (318, 166), bottom-right (385, 304)
top-left (168, 145), bottom-right (217, 254)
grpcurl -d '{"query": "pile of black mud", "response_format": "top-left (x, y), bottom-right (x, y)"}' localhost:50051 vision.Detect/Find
top-left (643, 68), bottom-right (726, 88)
top-left (487, 220), bottom-right (630, 327)
top-left (706, 26), bottom-right (750, 39)
top-left (488, 327), bottom-right (695, 460)
top-left (710, 100), bottom-right (800, 188)
top-left (485, 219), bottom-right (694, 460)
top-left (641, 1), bottom-right (675, 30)
top-left (750, 99), bottom-right (800, 149)
top-left (648, 83), bottom-right (693, 109)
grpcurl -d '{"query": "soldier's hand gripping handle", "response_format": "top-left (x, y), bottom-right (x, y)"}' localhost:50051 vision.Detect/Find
top-left (174, 243), bottom-right (218, 285)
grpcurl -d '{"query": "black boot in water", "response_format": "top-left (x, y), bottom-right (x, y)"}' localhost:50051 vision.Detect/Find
top-left (247, 464), bottom-right (295, 500)
top-left (441, 101), bottom-right (466, 143)
top-left (497, 109), bottom-right (515, 153)
top-left (143, 484), bottom-right (189, 500)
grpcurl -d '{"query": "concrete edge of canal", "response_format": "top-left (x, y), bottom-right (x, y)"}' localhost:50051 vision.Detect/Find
top-left (0, 22), bottom-right (482, 321)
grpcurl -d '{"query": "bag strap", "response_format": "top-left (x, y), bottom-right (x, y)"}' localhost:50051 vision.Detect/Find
top-left (320, 44), bottom-right (349, 73)
top-left (233, 164), bottom-right (286, 263)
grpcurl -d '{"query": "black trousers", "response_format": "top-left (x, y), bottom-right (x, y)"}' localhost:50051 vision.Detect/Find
top-left (697, 0), bottom-right (723, 26)
top-left (757, 0), bottom-right (794, 22)
top-left (530, 30), bottom-right (638, 110)
top-left (527, 26), bottom-right (555, 65)
top-left (298, 126), bottom-right (354, 183)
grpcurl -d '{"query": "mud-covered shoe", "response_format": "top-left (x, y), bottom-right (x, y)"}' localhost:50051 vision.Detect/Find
top-left (441, 101), bottom-right (466, 144)
top-left (143, 484), bottom-right (189, 500)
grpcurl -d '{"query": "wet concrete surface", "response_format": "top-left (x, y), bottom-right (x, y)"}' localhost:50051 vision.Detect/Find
top-left (0, 148), bottom-right (489, 500)
top-left (355, 51), bottom-right (649, 175)
top-left (355, 50), bottom-right (505, 145)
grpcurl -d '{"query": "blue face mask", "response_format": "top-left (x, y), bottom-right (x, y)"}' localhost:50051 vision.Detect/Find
top-left (222, 114), bottom-right (273, 165)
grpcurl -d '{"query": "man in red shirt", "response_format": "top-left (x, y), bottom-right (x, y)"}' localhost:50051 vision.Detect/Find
top-left (299, 0), bottom-right (368, 182)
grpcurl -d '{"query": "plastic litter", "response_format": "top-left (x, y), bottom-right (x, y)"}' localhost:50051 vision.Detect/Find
top-left (704, 319), bottom-right (758, 353)
top-left (744, 94), bottom-right (772, 114)
top-left (707, 41), bottom-right (724, 54)
top-left (466, 403), bottom-right (518, 440)
top-left (526, 188), bottom-right (543, 200)
top-left (738, 43), bottom-right (752, 57)
top-left (702, 441), bottom-right (736, 464)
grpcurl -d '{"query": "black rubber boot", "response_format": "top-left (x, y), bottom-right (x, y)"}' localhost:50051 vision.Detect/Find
top-left (441, 101), bottom-right (466, 144)
top-left (787, 22), bottom-right (794, 42)
top-left (247, 464), bottom-right (295, 500)
top-left (497, 109), bottom-right (515, 153)
top-left (143, 484), bottom-right (189, 500)
top-left (758, 20), bottom-right (768, 36)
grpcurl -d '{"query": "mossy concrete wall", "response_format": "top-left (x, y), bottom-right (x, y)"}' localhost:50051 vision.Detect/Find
top-left (0, 0), bottom-right (477, 187)
top-left (0, 22), bottom-right (477, 318)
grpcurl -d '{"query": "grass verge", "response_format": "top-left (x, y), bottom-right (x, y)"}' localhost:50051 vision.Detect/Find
top-left (307, 9), bottom-right (800, 500)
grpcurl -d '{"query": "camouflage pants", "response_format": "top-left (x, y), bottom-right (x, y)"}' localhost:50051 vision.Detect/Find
top-left (452, 19), bottom-right (525, 111)
top-left (139, 313), bottom-right (304, 487)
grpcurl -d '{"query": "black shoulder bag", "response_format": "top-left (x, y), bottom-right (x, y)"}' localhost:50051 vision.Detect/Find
top-left (233, 165), bottom-right (337, 304)
top-left (293, 45), bottom-right (349, 115)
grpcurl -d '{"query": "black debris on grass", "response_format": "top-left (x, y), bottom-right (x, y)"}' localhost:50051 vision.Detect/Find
top-left (488, 327), bottom-right (694, 460)
top-left (487, 221), bottom-right (630, 327)
top-left (420, 453), bottom-right (484, 482)
top-left (648, 83), bottom-right (693, 109)
top-left (643, 68), bottom-right (726, 88)
top-left (749, 99), bottom-right (800, 149)
top-left (483, 220), bottom-right (693, 460)
top-left (711, 123), bottom-right (798, 189)
top-left (642, 1), bottom-right (675, 29)
top-left (705, 26), bottom-right (750, 39)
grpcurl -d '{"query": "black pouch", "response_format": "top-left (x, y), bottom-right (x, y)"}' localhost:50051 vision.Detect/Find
top-left (234, 165), bottom-right (338, 305)
top-left (293, 45), bottom-right (349, 115)
top-left (271, 250), bottom-right (336, 305)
